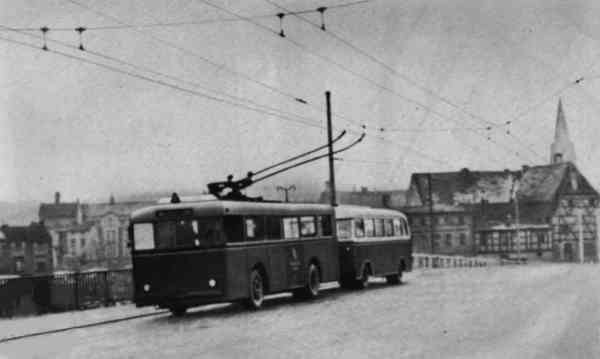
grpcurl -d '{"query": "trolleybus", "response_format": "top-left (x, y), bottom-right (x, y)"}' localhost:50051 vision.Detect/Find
top-left (335, 205), bottom-right (412, 289)
top-left (129, 200), bottom-right (337, 315)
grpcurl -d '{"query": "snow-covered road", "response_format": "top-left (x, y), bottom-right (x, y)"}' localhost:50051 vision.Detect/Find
top-left (1, 264), bottom-right (599, 358)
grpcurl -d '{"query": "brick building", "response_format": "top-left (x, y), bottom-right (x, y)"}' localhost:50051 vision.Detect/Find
top-left (39, 193), bottom-right (152, 271)
top-left (0, 223), bottom-right (53, 275)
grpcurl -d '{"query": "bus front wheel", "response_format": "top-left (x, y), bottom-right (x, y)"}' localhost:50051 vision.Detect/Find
top-left (246, 269), bottom-right (265, 309)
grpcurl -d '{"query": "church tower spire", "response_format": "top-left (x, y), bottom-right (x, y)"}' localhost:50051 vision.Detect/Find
top-left (550, 98), bottom-right (576, 164)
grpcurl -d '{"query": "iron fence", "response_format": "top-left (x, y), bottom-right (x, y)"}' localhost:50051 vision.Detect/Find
top-left (0, 269), bottom-right (133, 318)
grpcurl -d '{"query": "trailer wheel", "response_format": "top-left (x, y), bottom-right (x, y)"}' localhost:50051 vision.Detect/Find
top-left (246, 269), bottom-right (265, 309)
top-left (355, 265), bottom-right (370, 289)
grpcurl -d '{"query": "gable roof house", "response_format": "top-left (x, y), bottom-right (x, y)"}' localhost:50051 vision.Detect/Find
top-left (400, 162), bottom-right (599, 261)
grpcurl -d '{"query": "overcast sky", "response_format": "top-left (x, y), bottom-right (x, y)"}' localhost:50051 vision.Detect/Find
top-left (2, 0), bottom-right (600, 203)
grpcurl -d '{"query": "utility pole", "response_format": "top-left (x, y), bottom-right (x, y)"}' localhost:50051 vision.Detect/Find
top-left (276, 185), bottom-right (296, 202)
top-left (513, 176), bottom-right (521, 262)
top-left (326, 91), bottom-right (337, 207)
top-left (427, 173), bottom-right (434, 254)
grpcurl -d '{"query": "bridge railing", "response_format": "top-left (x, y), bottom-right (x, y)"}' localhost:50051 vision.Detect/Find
top-left (0, 269), bottom-right (132, 318)
top-left (412, 253), bottom-right (499, 269)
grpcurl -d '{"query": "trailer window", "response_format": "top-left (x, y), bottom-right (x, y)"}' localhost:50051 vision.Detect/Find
top-left (364, 219), bottom-right (375, 237)
top-left (337, 219), bottom-right (352, 239)
top-left (354, 219), bottom-right (365, 237)
top-left (384, 219), bottom-right (393, 236)
top-left (283, 217), bottom-right (299, 239)
top-left (374, 219), bottom-right (384, 237)
top-left (392, 218), bottom-right (402, 236)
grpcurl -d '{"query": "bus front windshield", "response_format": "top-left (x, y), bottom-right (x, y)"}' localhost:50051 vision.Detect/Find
top-left (133, 218), bottom-right (224, 250)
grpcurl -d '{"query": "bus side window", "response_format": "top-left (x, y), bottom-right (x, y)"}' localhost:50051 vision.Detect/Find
top-left (283, 217), bottom-right (299, 239)
top-left (354, 219), bottom-right (365, 237)
top-left (224, 216), bottom-right (244, 243)
top-left (300, 216), bottom-right (316, 237)
top-left (265, 216), bottom-right (282, 240)
top-left (392, 218), bottom-right (401, 236)
top-left (245, 216), bottom-right (264, 241)
top-left (364, 219), bottom-right (375, 237)
top-left (319, 215), bottom-right (333, 236)
top-left (374, 219), bottom-right (384, 237)
top-left (384, 219), bottom-right (393, 237)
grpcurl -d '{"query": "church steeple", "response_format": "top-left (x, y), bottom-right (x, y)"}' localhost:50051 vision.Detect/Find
top-left (550, 98), bottom-right (576, 164)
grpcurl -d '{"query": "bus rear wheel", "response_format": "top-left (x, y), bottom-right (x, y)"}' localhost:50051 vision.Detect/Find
top-left (246, 269), bottom-right (265, 309)
top-left (293, 263), bottom-right (320, 299)
top-left (169, 306), bottom-right (187, 317)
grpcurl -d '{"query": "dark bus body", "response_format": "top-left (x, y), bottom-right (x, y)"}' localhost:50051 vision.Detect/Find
top-left (129, 201), bottom-right (337, 313)
top-left (335, 205), bottom-right (412, 288)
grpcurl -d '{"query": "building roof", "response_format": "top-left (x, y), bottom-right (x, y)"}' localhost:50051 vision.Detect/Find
top-left (320, 189), bottom-right (407, 208)
top-left (83, 201), bottom-right (153, 218)
top-left (407, 162), bottom-right (597, 210)
top-left (409, 168), bottom-right (517, 208)
top-left (0, 223), bottom-right (51, 243)
top-left (38, 202), bottom-right (79, 221)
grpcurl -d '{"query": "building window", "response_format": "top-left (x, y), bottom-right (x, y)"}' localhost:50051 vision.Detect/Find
top-left (589, 198), bottom-right (597, 207)
top-left (14, 258), bottom-right (24, 273)
top-left (71, 238), bottom-right (76, 254)
top-left (445, 233), bottom-right (452, 247)
top-left (459, 233), bottom-right (467, 245)
top-left (36, 261), bottom-right (46, 273)
top-left (438, 216), bottom-right (445, 225)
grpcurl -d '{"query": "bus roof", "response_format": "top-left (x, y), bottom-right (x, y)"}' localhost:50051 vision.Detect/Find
top-left (130, 200), bottom-right (334, 222)
top-left (334, 205), bottom-right (407, 220)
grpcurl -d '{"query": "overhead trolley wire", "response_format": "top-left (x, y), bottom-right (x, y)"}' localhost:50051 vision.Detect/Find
top-left (0, 34), bottom-right (327, 130)
top-left (4, 0), bottom-right (374, 31)
top-left (0, 24), bottom-right (327, 131)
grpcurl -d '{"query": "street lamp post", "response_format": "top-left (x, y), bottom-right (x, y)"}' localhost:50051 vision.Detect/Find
top-left (276, 185), bottom-right (296, 202)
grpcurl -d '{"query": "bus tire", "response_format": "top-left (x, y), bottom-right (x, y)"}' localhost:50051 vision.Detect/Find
top-left (169, 306), bottom-right (187, 317)
top-left (305, 263), bottom-right (320, 298)
top-left (355, 265), bottom-right (370, 289)
top-left (246, 269), bottom-right (265, 309)
top-left (386, 266), bottom-right (403, 285)
top-left (293, 263), bottom-right (320, 299)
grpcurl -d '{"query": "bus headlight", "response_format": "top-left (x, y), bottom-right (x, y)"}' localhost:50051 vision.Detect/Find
top-left (208, 279), bottom-right (216, 288)
top-left (143, 284), bottom-right (151, 292)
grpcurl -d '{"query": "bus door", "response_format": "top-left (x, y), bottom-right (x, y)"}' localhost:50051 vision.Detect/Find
top-left (283, 217), bottom-right (304, 287)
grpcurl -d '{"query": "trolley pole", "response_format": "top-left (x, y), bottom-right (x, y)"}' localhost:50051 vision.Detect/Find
top-left (326, 91), bottom-right (337, 207)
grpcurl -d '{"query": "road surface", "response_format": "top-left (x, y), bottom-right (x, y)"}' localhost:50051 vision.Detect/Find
top-left (1, 263), bottom-right (599, 358)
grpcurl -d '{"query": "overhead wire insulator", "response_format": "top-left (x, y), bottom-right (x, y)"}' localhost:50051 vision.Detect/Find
top-left (317, 7), bottom-right (327, 31)
top-left (40, 26), bottom-right (49, 51)
top-left (277, 13), bottom-right (286, 37)
top-left (75, 26), bottom-right (86, 51)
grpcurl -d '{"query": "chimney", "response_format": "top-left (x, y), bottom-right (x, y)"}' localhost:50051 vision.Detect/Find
top-left (54, 192), bottom-right (60, 204)
top-left (522, 165), bottom-right (530, 173)
top-left (109, 194), bottom-right (115, 205)
top-left (361, 186), bottom-right (368, 193)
